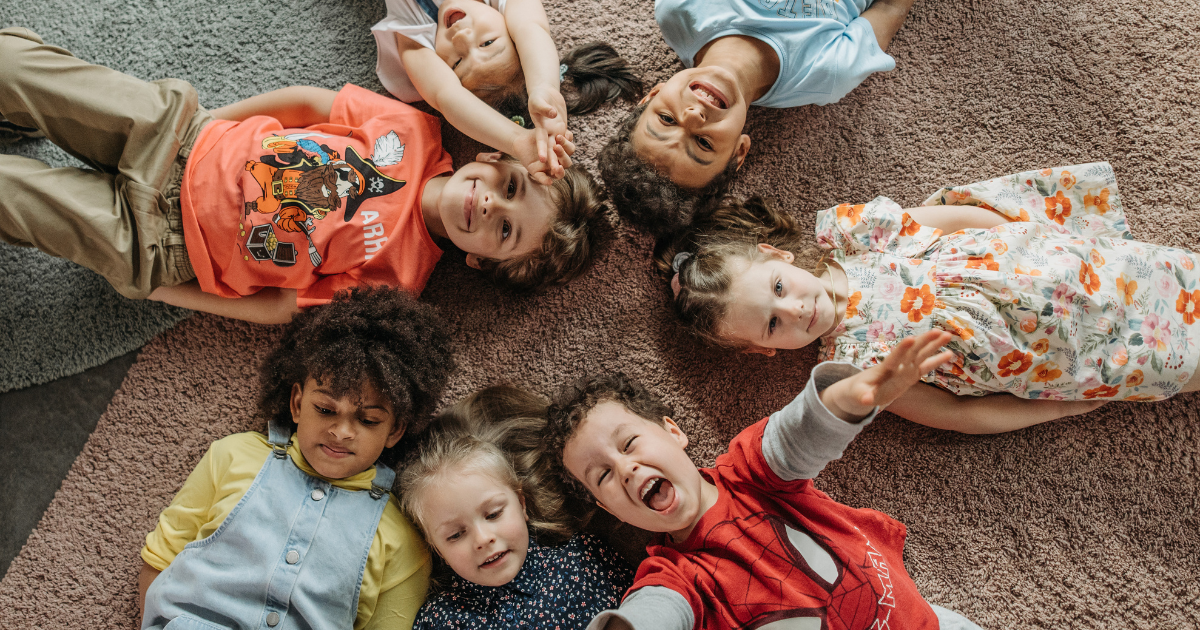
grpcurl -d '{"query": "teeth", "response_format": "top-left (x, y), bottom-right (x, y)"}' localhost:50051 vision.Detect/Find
top-left (640, 478), bottom-right (660, 501)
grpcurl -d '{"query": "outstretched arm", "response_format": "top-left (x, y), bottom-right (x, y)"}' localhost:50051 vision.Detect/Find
top-left (396, 37), bottom-right (569, 184)
top-left (504, 0), bottom-right (570, 168)
top-left (886, 383), bottom-right (1106, 434)
top-left (860, 0), bottom-right (916, 52)
top-left (902, 204), bottom-right (1010, 234)
top-left (820, 330), bottom-right (955, 422)
top-left (148, 280), bottom-right (300, 325)
top-left (210, 86), bottom-right (337, 127)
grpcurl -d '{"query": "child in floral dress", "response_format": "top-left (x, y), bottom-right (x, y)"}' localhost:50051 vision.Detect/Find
top-left (660, 163), bottom-right (1200, 433)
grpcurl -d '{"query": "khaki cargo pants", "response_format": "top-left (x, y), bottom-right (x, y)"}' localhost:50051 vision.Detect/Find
top-left (0, 27), bottom-right (214, 299)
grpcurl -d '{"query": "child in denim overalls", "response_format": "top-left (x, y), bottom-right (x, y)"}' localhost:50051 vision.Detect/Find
top-left (137, 286), bottom-right (456, 630)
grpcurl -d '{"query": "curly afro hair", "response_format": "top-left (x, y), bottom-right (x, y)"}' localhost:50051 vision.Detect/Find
top-left (598, 104), bottom-right (741, 238)
top-left (256, 286), bottom-right (455, 465)
top-left (544, 372), bottom-right (673, 503)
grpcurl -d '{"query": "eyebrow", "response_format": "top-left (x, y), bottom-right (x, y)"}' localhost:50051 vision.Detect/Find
top-left (580, 422), bottom-right (630, 483)
top-left (642, 121), bottom-right (713, 166)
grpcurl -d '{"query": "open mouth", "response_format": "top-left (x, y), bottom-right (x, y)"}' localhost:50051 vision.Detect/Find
top-left (639, 477), bottom-right (676, 512)
top-left (690, 81), bottom-right (728, 109)
top-left (444, 9), bottom-right (466, 29)
top-left (479, 550), bottom-right (509, 568)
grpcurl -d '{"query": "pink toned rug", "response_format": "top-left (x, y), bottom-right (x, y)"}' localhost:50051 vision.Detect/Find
top-left (3, 0), bottom-right (1200, 627)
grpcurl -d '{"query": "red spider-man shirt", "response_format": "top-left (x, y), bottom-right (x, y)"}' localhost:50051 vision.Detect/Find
top-left (631, 419), bottom-right (940, 630)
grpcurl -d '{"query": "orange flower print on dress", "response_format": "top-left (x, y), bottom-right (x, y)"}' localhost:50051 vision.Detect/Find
top-left (945, 318), bottom-right (974, 341)
top-left (1014, 265), bottom-right (1043, 277)
top-left (1079, 262), bottom-right (1101, 295)
top-left (1111, 346), bottom-right (1128, 366)
top-left (990, 240), bottom-right (1008, 255)
top-left (1045, 191), bottom-right (1072, 225)
top-left (966, 253), bottom-right (999, 271)
top-left (1115, 274), bottom-right (1137, 306)
top-left (1084, 188), bottom-right (1110, 215)
top-left (1019, 313), bottom-right (1038, 333)
top-left (1089, 249), bottom-right (1105, 267)
top-left (835, 203), bottom-right (865, 229)
top-left (1059, 171), bottom-right (1076, 189)
top-left (845, 291), bottom-right (862, 320)
top-left (1017, 208), bottom-right (1030, 221)
top-left (1181, 255), bottom-right (1196, 271)
top-left (1031, 338), bottom-right (1050, 355)
top-left (1125, 370), bottom-right (1145, 387)
top-left (1040, 168), bottom-right (1053, 176)
top-left (1177, 289), bottom-right (1200, 325)
top-left (900, 285), bottom-right (937, 323)
top-left (899, 213), bottom-right (922, 237)
top-left (997, 350), bottom-right (1033, 377)
top-left (1083, 384), bottom-right (1120, 399)
top-left (1125, 394), bottom-right (1157, 401)
top-left (1031, 362), bottom-right (1062, 383)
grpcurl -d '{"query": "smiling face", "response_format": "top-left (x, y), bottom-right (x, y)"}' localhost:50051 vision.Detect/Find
top-left (561, 401), bottom-right (714, 541)
top-left (632, 67), bottom-right (752, 190)
top-left (289, 377), bottom-right (403, 480)
top-left (434, 0), bottom-right (520, 91)
top-left (719, 245), bottom-right (836, 353)
top-left (420, 467), bottom-right (530, 587)
top-left (435, 153), bottom-right (556, 266)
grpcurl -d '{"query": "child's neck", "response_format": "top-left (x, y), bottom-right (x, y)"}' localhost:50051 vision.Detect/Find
top-left (694, 35), bottom-right (780, 104)
top-left (421, 175), bottom-right (450, 240)
top-left (820, 261), bottom-right (851, 336)
top-left (668, 477), bottom-right (720, 543)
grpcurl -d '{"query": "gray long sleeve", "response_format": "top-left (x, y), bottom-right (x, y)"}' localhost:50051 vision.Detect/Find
top-left (586, 585), bottom-right (693, 630)
top-left (762, 362), bottom-right (879, 481)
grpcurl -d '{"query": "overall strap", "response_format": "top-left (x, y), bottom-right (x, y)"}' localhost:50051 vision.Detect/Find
top-left (369, 463), bottom-right (395, 500)
top-left (267, 417), bottom-right (292, 459)
top-left (414, 0), bottom-right (439, 21)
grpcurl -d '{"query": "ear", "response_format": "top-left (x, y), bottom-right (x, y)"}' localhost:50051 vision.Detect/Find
top-left (384, 418), bottom-right (406, 448)
top-left (741, 345), bottom-right (778, 357)
top-left (289, 382), bottom-right (304, 422)
top-left (638, 84), bottom-right (662, 106)
top-left (475, 151), bottom-right (503, 163)
top-left (517, 490), bottom-right (529, 521)
top-left (465, 253), bottom-right (483, 270)
top-left (733, 134), bottom-right (752, 171)
top-left (756, 243), bottom-right (795, 263)
top-left (660, 416), bottom-right (689, 450)
top-left (594, 499), bottom-right (614, 516)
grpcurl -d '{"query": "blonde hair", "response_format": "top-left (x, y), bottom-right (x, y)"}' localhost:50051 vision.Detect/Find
top-left (397, 385), bottom-right (579, 548)
top-left (654, 195), bottom-right (823, 348)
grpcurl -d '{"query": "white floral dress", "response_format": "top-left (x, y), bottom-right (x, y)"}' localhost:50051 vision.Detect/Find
top-left (816, 163), bottom-right (1200, 401)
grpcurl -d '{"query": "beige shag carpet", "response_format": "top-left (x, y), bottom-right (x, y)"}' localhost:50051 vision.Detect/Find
top-left (3, 0), bottom-right (1199, 627)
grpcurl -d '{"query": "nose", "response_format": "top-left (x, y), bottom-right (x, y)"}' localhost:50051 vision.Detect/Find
top-left (472, 523), bottom-right (495, 549)
top-left (451, 27), bottom-right (471, 52)
top-left (329, 417), bottom-right (355, 440)
top-left (680, 104), bottom-right (706, 129)
top-left (784, 299), bottom-right (805, 320)
top-left (618, 458), bottom-right (639, 487)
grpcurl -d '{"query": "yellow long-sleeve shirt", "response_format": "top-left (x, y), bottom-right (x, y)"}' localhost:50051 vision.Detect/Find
top-left (142, 431), bottom-right (431, 630)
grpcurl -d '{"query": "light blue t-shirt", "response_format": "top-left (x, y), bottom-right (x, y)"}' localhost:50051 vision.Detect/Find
top-left (655, 0), bottom-right (896, 107)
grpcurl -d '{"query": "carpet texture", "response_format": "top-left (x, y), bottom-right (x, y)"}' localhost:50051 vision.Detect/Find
top-left (3, 0), bottom-right (1200, 628)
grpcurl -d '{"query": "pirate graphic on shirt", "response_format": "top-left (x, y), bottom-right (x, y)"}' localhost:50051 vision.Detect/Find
top-left (241, 131), bottom-right (406, 267)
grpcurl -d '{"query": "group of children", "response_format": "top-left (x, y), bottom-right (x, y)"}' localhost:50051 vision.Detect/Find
top-left (2, 0), bottom-right (1197, 628)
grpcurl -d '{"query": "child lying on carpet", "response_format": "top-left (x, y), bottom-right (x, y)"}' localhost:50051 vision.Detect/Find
top-left (545, 330), bottom-right (982, 630)
top-left (659, 163), bottom-right (1200, 433)
top-left (372, 0), bottom-right (642, 179)
top-left (138, 286), bottom-right (454, 630)
top-left (599, 0), bottom-right (916, 235)
top-left (0, 27), bottom-right (606, 324)
top-left (396, 384), bottom-right (633, 630)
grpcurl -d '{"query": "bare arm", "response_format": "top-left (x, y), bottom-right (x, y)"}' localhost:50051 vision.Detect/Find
top-left (210, 86), bottom-right (337, 127)
top-left (820, 331), bottom-right (955, 422)
top-left (903, 204), bottom-right (1010, 234)
top-left (137, 562), bottom-right (161, 620)
top-left (887, 382), bottom-right (1106, 433)
top-left (860, 0), bottom-right (916, 52)
top-left (504, 0), bottom-right (569, 168)
top-left (148, 280), bottom-right (300, 325)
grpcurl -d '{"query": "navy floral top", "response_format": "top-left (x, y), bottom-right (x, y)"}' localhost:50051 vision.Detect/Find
top-left (413, 533), bottom-right (633, 629)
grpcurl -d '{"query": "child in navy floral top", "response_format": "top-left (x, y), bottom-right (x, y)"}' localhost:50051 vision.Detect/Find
top-left (398, 385), bottom-right (633, 629)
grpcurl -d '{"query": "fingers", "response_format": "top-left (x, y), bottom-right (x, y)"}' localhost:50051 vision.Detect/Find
top-left (530, 170), bottom-right (553, 186)
top-left (553, 142), bottom-right (571, 172)
top-left (556, 133), bottom-right (576, 156)
top-left (918, 350), bottom-right (955, 374)
top-left (535, 130), bottom-right (548, 164)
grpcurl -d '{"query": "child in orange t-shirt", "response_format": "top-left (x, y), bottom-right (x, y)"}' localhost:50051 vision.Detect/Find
top-left (0, 28), bottom-right (605, 324)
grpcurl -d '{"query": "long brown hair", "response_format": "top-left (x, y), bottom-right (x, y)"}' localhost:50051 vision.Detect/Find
top-left (654, 195), bottom-right (823, 348)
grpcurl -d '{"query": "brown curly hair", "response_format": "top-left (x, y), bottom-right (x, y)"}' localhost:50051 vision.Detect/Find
top-left (654, 195), bottom-right (824, 349)
top-left (543, 373), bottom-right (673, 503)
top-left (598, 104), bottom-right (741, 237)
top-left (256, 286), bottom-right (456, 466)
top-left (474, 163), bottom-right (610, 292)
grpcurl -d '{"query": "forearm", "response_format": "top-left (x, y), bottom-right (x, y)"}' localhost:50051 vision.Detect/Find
top-left (860, 0), bottom-right (915, 52)
top-left (903, 205), bottom-right (1009, 234)
top-left (137, 562), bottom-right (161, 620)
top-left (505, 0), bottom-right (559, 94)
top-left (887, 383), bottom-right (1101, 434)
top-left (587, 586), bottom-right (693, 630)
top-left (401, 46), bottom-right (524, 153)
top-left (765, 362), bottom-right (876, 481)
top-left (210, 86), bottom-right (337, 127)
top-left (147, 280), bottom-right (300, 325)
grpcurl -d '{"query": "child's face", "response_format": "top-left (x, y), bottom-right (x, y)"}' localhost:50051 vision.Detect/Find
top-left (435, 152), bottom-right (556, 267)
top-left (289, 378), bottom-right (403, 480)
top-left (420, 468), bottom-right (530, 587)
top-left (561, 401), bottom-right (709, 539)
top-left (434, 0), bottom-right (519, 90)
top-left (720, 245), bottom-right (837, 354)
top-left (632, 67), bottom-right (752, 190)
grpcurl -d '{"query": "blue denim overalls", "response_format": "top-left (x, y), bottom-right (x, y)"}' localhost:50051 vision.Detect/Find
top-left (142, 418), bottom-right (396, 630)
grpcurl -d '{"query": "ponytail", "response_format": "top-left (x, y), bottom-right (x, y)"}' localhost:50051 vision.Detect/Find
top-left (561, 42), bottom-right (643, 115)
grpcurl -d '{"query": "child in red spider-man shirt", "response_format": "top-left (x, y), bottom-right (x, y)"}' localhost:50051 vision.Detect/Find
top-left (545, 330), bottom-right (982, 630)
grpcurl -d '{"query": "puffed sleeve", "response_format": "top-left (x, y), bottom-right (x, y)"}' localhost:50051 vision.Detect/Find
top-left (815, 196), bottom-right (942, 257)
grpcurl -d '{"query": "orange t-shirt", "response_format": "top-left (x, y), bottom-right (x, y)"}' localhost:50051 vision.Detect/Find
top-left (180, 84), bottom-right (453, 306)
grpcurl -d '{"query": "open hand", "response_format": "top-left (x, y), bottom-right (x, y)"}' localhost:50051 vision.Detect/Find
top-left (513, 129), bottom-right (573, 185)
top-left (528, 86), bottom-right (571, 173)
top-left (825, 330), bottom-right (954, 420)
